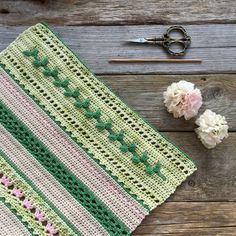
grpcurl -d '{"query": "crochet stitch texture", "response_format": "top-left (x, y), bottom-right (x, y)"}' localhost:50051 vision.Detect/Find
top-left (0, 23), bottom-right (197, 235)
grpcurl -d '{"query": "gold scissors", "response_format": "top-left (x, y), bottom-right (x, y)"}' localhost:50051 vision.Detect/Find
top-left (128, 26), bottom-right (191, 56)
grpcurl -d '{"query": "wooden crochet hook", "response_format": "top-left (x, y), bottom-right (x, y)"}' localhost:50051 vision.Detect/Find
top-left (109, 58), bottom-right (202, 63)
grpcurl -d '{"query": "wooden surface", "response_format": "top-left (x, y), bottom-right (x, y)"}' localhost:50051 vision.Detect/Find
top-left (0, 1), bottom-right (235, 235)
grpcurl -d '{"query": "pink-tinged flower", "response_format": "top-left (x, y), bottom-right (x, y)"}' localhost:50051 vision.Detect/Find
top-left (23, 199), bottom-right (33, 209)
top-left (12, 188), bottom-right (24, 198)
top-left (163, 80), bottom-right (202, 120)
top-left (1, 176), bottom-right (12, 187)
top-left (195, 109), bottom-right (229, 149)
top-left (45, 223), bottom-right (58, 235)
top-left (35, 209), bottom-right (45, 222)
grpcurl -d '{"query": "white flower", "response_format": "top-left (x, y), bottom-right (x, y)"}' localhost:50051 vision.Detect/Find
top-left (163, 80), bottom-right (202, 120)
top-left (195, 109), bottom-right (229, 149)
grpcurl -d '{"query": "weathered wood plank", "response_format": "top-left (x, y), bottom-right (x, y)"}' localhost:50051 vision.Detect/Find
top-left (103, 74), bottom-right (236, 131)
top-left (161, 132), bottom-right (236, 201)
top-left (0, 0), bottom-right (236, 26)
top-left (135, 230), bottom-right (236, 236)
top-left (1, 24), bottom-right (236, 48)
top-left (1, 25), bottom-right (236, 74)
top-left (134, 225), bottom-right (236, 235)
top-left (133, 202), bottom-right (236, 235)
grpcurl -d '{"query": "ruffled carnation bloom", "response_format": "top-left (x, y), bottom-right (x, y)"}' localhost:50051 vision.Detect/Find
top-left (163, 80), bottom-right (202, 120)
top-left (195, 109), bottom-right (229, 149)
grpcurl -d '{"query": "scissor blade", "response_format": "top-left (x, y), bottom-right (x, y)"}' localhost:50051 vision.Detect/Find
top-left (128, 38), bottom-right (148, 43)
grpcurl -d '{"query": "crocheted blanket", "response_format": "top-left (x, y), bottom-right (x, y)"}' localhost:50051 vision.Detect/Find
top-left (0, 23), bottom-right (197, 236)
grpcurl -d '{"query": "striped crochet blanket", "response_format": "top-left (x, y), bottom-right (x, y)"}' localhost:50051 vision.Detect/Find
top-left (0, 23), bottom-right (197, 236)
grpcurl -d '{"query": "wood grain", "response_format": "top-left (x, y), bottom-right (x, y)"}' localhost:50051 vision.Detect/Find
top-left (1, 25), bottom-right (236, 74)
top-left (0, 0), bottom-right (236, 26)
top-left (133, 202), bottom-right (236, 235)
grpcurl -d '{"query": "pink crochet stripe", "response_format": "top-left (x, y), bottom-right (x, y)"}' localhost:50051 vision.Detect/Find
top-left (0, 69), bottom-right (148, 229)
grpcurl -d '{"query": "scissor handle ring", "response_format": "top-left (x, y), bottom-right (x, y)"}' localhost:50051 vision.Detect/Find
top-left (163, 26), bottom-right (191, 56)
top-left (166, 26), bottom-right (188, 36)
top-left (163, 40), bottom-right (188, 56)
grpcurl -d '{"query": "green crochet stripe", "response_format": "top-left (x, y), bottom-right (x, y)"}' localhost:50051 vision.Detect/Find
top-left (42, 22), bottom-right (196, 167)
top-left (0, 101), bottom-right (130, 235)
top-left (0, 149), bottom-right (81, 236)
top-left (22, 47), bottom-right (165, 180)
top-left (0, 197), bottom-right (35, 236)
top-left (0, 63), bottom-right (150, 212)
